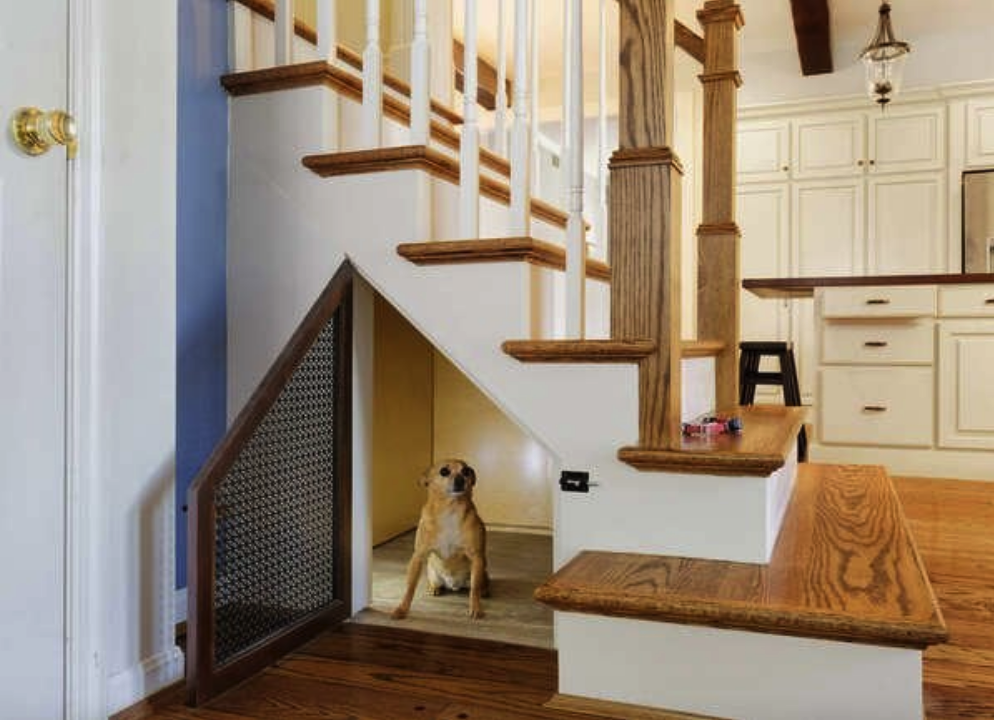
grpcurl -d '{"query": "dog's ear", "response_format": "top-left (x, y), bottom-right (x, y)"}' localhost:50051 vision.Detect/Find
top-left (418, 468), bottom-right (434, 487)
top-left (463, 464), bottom-right (476, 487)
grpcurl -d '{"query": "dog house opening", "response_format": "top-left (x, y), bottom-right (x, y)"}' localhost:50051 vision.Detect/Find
top-left (353, 294), bottom-right (555, 649)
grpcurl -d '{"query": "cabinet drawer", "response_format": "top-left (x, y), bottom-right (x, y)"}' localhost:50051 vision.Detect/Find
top-left (938, 285), bottom-right (994, 318)
top-left (821, 321), bottom-right (934, 365)
top-left (820, 367), bottom-right (933, 447)
top-left (820, 286), bottom-right (935, 318)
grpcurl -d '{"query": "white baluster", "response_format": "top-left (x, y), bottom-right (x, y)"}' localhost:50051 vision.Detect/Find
top-left (509, 0), bottom-right (531, 236)
top-left (274, 0), bottom-right (293, 66)
top-left (493, 0), bottom-right (509, 156)
top-left (363, 0), bottom-right (383, 148)
top-left (460, 0), bottom-right (480, 237)
top-left (530, 0), bottom-right (541, 191)
top-left (597, 0), bottom-right (609, 254)
top-left (318, 0), bottom-right (338, 64)
top-left (410, 0), bottom-right (431, 145)
top-left (565, 0), bottom-right (586, 337)
top-left (561, 0), bottom-right (572, 209)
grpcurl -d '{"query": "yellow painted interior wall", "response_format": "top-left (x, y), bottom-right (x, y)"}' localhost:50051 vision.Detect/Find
top-left (432, 352), bottom-right (554, 532)
top-left (371, 296), bottom-right (554, 545)
top-left (371, 295), bottom-right (434, 545)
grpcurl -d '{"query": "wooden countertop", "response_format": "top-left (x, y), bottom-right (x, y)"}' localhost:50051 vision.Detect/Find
top-left (535, 463), bottom-right (948, 650)
top-left (744, 273), bottom-right (994, 299)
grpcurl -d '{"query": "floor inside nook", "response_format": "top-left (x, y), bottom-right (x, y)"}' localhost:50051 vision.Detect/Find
top-left (353, 529), bottom-right (555, 649)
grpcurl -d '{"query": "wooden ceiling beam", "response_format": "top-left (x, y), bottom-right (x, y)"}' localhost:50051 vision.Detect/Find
top-left (789, 0), bottom-right (833, 76)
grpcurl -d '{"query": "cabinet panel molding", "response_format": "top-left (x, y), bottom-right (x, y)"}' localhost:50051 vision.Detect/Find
top-left (867, 174), bottom-right (946, 275)
top-left (792, 114), bottom-right (864, 180)
top-left (966, 98), bottom-right (994, 168)
top-left (738, 120), bottom-right (791, 183)
top-left (938, 319), bottom-right (994, 450)
top-left (869, 108), bottom-right (946, 174)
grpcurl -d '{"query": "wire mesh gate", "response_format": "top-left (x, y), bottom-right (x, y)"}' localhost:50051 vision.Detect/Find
top-left (186, 263), bottom-right (353, 705)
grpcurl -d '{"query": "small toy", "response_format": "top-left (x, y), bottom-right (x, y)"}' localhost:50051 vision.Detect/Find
top-left (681, 414), bottom-right (744, 437)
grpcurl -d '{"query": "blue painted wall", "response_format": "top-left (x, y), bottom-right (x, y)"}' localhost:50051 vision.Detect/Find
top-left (177, 0), bottom-right (228, 589)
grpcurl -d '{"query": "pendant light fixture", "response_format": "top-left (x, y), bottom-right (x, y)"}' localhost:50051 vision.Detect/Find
top-left (859, 2), bottom-right (911, 107)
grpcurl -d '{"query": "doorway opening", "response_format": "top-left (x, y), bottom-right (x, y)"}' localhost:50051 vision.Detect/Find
top-left (354, 293), bottom-right (555, 648)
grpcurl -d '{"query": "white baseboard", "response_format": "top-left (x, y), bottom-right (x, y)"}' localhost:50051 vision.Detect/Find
top-left (810, 442), bottom-right (994, 481)
top-left (105, 646), bottom-right (185, 715)
top-left (174, 587), bottom-right (187, 625)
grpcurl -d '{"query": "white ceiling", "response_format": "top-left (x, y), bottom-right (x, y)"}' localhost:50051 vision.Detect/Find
top-left (453, 0), bottom-right (994, 111)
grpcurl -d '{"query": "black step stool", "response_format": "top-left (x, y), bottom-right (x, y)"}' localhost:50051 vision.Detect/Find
top-left (739, 341), bottom-right (807, 462)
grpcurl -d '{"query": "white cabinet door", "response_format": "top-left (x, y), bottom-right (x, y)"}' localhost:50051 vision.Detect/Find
top-left (792, 113), bottom-right (865, 180)
top-left (867, 173), bottom-right (945, 274)
top-left (966, 98), bottom-right (994, 168)
top-left (938, 320), bottom-right (994, 450)
top-left (793, 179), bottom-right (865, 276)
top-left (738, 119), bottom-right (791, 183)
top-left (738, 184), bottom-right (791, 402)
top-left (869, 106), bottom-right (946, 174)
top-left (792, 179), bottom-right (864, 404)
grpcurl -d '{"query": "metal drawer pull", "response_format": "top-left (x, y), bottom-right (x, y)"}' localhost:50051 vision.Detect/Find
top-left (864, 341), bottom-right (888, 348)
top-left (863, 405), bottom-right (888, 412)
top-left (866, 298), bottom-right (891, 305)
top-left (985, 298), bottom-right (994, 305)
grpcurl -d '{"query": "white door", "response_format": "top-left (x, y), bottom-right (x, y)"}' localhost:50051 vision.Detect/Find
top-left (0, 0), bottom-right (70, 717)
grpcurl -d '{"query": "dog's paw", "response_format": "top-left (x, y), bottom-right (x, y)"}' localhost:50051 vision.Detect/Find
top-left (391, 606), bottom-right (409, 620)
top-left (427, 585), bottom-right (444, 596)
top-left (468, 606), bottom-right (485, 620)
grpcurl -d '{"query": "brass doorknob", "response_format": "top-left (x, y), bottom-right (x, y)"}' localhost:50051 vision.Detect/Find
top-left (11, 107), bottom-right (78, 159)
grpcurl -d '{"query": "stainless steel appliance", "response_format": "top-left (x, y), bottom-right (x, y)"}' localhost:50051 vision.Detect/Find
top-left (964, 170), bottom-right (994, 273)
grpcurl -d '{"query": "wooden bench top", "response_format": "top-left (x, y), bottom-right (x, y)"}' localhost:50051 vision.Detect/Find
top-left (535, 463), bottom-right (948, 650)
top-left (618, 405), bottom-right (806, 476)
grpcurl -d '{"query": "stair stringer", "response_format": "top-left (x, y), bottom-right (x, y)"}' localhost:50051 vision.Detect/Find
top-left (228, 84), bottom-right (791, 566)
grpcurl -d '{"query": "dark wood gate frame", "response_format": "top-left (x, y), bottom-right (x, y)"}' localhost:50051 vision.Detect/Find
top-left (186, 262), bottom-right (354, 705)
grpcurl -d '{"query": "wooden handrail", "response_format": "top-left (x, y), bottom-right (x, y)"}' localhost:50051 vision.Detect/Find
top-left (187, 262), bottom-right (354, 706)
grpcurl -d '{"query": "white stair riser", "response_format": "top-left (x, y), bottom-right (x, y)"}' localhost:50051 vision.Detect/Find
top-left (557, 613), bottom-right (923, 720)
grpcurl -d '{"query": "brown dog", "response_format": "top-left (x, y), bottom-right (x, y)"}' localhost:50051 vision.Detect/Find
top-left (392, 459), bottom-right (490, 620)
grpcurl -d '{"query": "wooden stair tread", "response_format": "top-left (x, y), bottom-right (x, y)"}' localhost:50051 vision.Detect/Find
top-left (502, 340), bottom-right (656, 363)
top-left (618, 405), bottom-right (806, 476)
top-left (222, 64), bottom-right (515, 180)
top-left (535, 463), bottom-right (948, 650)
top-left (396, 236), bottom-right (610, 282)
top-left (501, 340), bottom-right (724, 363)
top-left (303, 146), bottom-right (578, 231)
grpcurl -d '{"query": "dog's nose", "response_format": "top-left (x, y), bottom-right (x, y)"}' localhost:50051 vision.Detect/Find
top-left (453, 475), bottom-right (466, 491)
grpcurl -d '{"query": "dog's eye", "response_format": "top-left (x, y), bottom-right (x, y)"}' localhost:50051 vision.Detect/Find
top-left (440, 466), bottom-right (451, 477)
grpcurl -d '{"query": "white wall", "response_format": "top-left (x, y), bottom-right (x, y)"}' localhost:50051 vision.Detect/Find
top-left (96, 1), bottom-right (180, 712)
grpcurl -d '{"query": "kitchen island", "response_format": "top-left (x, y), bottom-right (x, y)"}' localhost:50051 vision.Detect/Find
top-left (744, 274), bottom-right (994, 480)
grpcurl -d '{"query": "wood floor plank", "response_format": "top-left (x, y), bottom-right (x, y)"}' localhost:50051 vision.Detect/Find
top-left (143, 476), bottom-right (994, 720)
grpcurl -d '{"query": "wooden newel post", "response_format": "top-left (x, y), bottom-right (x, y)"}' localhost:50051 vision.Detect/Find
top-left (696, 0), bottom-right (744, 411)
top-left (610, 0), bottom-right (683, 449)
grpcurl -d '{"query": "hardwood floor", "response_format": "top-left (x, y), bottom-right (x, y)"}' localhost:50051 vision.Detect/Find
top-left (145, 476), bottom-right (994, 720)
top-left (894, 476), bottom-right (994, 720)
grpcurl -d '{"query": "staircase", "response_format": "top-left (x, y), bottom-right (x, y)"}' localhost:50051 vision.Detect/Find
top-left (215, 2), bottom-right (947, 718)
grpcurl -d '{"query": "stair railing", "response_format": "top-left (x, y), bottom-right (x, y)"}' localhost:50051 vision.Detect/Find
top-left (235, 0), bottom-right (613, 338)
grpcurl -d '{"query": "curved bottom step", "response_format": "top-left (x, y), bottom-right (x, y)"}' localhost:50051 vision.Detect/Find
top-left (539, 463), bottom-right (947, 720)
